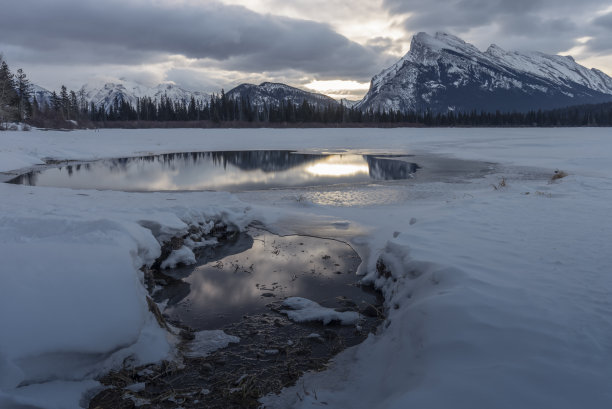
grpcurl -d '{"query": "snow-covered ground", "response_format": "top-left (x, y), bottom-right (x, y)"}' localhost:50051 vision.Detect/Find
top-left (1, 128), bottom-right (611, 409)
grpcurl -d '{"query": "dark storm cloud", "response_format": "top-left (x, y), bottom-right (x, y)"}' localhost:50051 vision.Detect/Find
top-left (382, 0), bottom-right (611, 54)
top-left (584, 37), bottom-right (612, 53)
top-left (383, 0), bottom-right (544, 31)
top-left (593, 12), bottom-right (612, 30)
top-left (0, 0), bottom-right (384, 79)
top-left (366, 37), bottom-right (403, 54)
top-left (5, 41), bottom-right (161, 65)
top-left (584, 12), bottom-right (612, 53)
top-left (491, 14), bottom-right (578, 51)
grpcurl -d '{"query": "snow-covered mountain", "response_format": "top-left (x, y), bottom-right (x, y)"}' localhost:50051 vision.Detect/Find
top-left (29, 82), bottom-right (209, 112)
top-left (357, 32), bottom-right (612, 113)
top-left (226, 82), bottom-right (339, 110)
top-left (84, 82), bottom-right (209, 110)
top-left (339, 98), bottom-right (360, 108)
top-left (30, 84), bottom-right (53, 107)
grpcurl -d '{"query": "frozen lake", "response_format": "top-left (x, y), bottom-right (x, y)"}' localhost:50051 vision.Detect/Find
top-left (6, 149), bottom-right (496, 208)
top-left (1, 128), bottom-right (611, 409)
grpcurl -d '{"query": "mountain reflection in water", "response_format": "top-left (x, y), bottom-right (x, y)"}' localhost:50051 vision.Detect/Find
top-left (9, 151), bottom-right (419, 192)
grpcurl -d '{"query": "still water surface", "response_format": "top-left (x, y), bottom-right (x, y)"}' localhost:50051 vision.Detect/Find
top-left (155, 228), bottom-right (378, 330)
top-left (9, 151), bottom-right (418, 191)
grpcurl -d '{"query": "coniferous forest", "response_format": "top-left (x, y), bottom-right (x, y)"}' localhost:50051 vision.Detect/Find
top-left (2, 57), bottom-right (612, 129)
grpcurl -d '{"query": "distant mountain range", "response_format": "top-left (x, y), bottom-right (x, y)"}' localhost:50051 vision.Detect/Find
top-left (84, 82), bottom-right (209, 109)
top-left (30, 32), bottom-right (612, 114)
top-left (31, 81), bottom-right (341, 113)
top-left (31, 82), bottom-right (210, 111)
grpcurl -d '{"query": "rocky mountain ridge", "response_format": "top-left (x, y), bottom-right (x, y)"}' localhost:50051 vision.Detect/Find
top-left (356, 32), bottom-right (612, 113)
top-left (225, 82), bottom-right (340, 110)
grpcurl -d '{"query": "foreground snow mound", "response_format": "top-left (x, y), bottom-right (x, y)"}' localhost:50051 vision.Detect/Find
top-left (0, 380), bottom-right (101, 409)
top-left (281, 297), bottom-right (360, 325)
top-left (0, 182), bottom-right (255, 409)
top-left (161, 245), bottom-right (196, 269)
top-left (184, 330), bottom-right (240, 358)
top-left (0, 224), bottom-right (170, 407)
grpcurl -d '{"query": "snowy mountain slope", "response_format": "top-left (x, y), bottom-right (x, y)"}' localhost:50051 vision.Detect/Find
top-left (226, 82), bottom-right (340, 110)
top-left (357, 32), bottom-right (612, 113)
top-left (339, 98), bottom-right (360, 108)
top-left (84, 82), bottom-right (209, 110)
top-left (29, 84), bottom-right (53, 107)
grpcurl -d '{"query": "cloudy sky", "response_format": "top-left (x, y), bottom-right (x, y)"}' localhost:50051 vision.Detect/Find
top-left (1, 0), bottom-right (612, 100)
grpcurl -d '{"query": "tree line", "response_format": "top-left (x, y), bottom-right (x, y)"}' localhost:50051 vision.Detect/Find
top-left (2, 56), bottom-right (612, 129)
top-left (38, 89), bottom-right (612, 127)
top-left (46, 94), bottom-right (612, 127)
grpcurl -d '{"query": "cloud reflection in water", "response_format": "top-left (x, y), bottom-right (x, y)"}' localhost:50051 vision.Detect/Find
top-left (10, 151), bottom-right (418, 192)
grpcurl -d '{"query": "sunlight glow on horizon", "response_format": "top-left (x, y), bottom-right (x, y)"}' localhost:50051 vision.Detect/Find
top-left (560, 36), bottom-right (612, 76)
top-left (304, 80), bottom-right (371, 100)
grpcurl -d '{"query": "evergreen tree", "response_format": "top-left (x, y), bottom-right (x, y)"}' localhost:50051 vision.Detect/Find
top-left (69, 90), bottom-right (79, 120)
top-left (77, 86), bottom-right (88, 117)
top-left (50, 91), bottom-right (61, 119)
top-left (0, 57), bottom-right (18, 126)
top-left (60, 85), bottom-right (70, 119)
top-left (31, 95), bottom-right (41, 120)
top-left (15, 69), bottom-right (31, 121)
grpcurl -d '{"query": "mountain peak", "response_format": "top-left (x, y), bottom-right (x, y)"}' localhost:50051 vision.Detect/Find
top-left (227, 81), bottom-right (338, 110)
top-left (410, 31), bottom-right (481, 58)
top-left (486, 44), bottom-right (506, 56)
top-left (434, 31), bottom-right (467, 44)
top-left (359, 32), bottom-right (612, 114)
top-left (411, 32), bottom-right (470, 47)
top-left (258, 82), bottom-right (291, 90)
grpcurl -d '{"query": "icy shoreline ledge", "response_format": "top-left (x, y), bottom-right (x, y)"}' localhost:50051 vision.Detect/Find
top-left (1, 128), bottom-right (611, 409)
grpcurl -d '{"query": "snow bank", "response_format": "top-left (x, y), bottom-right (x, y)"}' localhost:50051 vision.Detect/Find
top-left (160, 245), bottom-right (196, 269)
top-left (184, 330), bottom-right (240, 358)
top-left (0, 182), bottom-right (255, 408)
top-left (0, 379), bottom-right (101, 409)
top-left (281, 297), bottom-right (360, 325)
top-left (0, 241), bottom-right (167, 379)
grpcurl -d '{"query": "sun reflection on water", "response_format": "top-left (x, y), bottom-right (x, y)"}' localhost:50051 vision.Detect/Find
top-left (305, 156), bottom-right (369, 177)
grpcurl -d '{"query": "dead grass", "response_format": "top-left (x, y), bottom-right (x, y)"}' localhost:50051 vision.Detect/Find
top-left (491, 177), bottom-right (507, 190)
top-left (146, 296), bottom-right (169, 330)
top-left (550, 170), bottom-right (568, 182)
top-left (535, 191), bottom-right (552, 198)
top-left (376, 258), bottom-right (392, 279)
